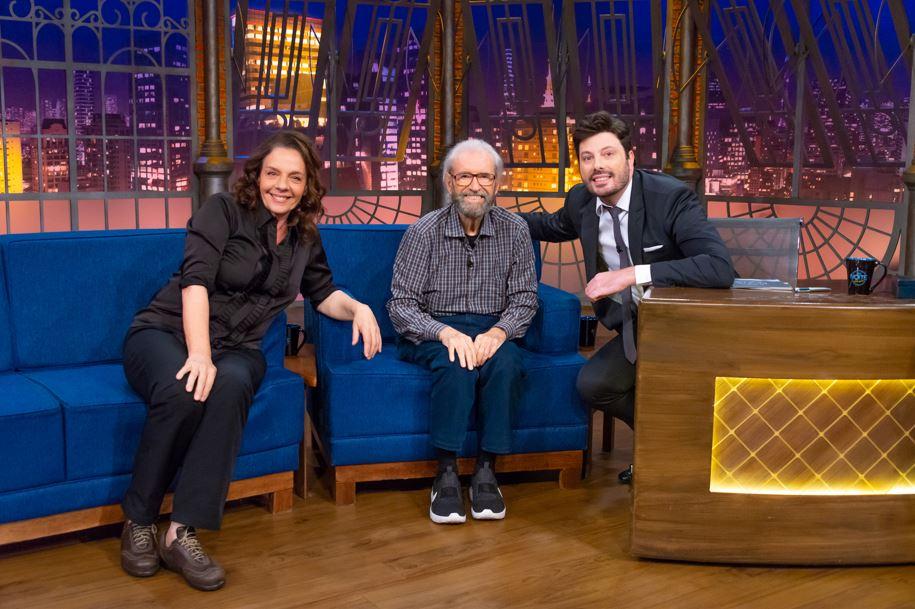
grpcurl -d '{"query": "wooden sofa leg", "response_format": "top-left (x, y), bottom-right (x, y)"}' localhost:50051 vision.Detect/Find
top-left (267, 488), bottom-right (293, 513)
top-left (334, 478), bottom-right (356, 506)
top-left (559, 466), bottom-right (581, 489)
top-left (294, 437), bottom-right (310, 499)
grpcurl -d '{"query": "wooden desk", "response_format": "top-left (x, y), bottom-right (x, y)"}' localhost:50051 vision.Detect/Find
top-left (631, 284), bottom-right (915, 565)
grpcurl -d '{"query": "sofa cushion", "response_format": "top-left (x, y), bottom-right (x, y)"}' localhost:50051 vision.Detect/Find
top-left (238, 367), bottom-right (305, 456)
top-left (3, 230), bottom-right (185, 368)
top-left (323, 349), bottom-right (430, 438)
top-left (0, 372), bottom-right (65, 493)
top-left (23, 364), bottom-right (305, 480)
top-left (321, 347), bottom-right (587, 439)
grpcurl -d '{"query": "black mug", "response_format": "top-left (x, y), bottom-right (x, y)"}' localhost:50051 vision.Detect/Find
top-left (285, 323), bottom-right (306, 356)
top-left (845, 256), bottom-right (887, 295)
top-left (579, 315), bottom-right (598, 348)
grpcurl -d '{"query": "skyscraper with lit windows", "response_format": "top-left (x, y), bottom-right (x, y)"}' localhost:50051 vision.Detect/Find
top-left (239, 8), bottom-right (324, 128)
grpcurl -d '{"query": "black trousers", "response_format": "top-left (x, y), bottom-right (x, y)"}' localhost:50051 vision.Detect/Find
top-left (121, 328), bottom-right (266, 530)
top-left (576, 331), bottom-right (636, 428)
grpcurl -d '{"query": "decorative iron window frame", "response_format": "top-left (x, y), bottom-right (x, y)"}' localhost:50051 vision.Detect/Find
top-left (0, 0), bottom-right (198, 232)
top-left (227, 0), bottom-right (436, 221)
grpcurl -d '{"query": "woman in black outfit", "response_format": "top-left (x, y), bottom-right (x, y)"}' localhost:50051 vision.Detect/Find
top-left (118, 131), bottom-right (381, 591)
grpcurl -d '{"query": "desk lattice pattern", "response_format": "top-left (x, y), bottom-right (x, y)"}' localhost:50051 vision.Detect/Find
top-left (710, 378), bottom-right (915, 495)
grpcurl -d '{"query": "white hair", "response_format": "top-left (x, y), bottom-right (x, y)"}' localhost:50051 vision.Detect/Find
top-left (441, 138), bottom-right (504, 193)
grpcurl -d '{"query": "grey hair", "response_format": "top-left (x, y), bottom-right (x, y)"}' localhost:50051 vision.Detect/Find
top-left (441, 138), bottom-right (504, 193)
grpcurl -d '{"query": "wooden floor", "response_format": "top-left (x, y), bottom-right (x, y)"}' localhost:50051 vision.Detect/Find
top-left (3, 314), bottom-right (915, 607)
top-left (2, 420), bottom-right (914, 608)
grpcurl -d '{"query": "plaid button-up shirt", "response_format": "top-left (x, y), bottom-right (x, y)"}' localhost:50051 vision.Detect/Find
top-left (387, 204), bottom-right (539, 345)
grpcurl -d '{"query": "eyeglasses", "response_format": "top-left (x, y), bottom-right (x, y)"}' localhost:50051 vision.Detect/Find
top-left (449, 171), bottom-right (496, 187)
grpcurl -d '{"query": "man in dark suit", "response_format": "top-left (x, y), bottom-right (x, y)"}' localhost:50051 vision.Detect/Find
top-left (521, 112), bottom-right (735, 482)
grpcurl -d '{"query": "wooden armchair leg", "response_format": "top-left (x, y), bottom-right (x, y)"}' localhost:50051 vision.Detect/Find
top-left (601, 413), bottom-right (615, 453)
top-left (267, 488), bottom-right (293, 513)
top-left (294, 440), bottom-right (308, 499)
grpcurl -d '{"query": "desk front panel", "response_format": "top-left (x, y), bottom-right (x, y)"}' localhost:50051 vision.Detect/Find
top-left (630, 291), bottom-right (915, 564)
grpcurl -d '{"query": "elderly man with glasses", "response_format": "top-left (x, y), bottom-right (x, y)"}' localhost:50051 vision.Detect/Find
top-left (387, 138), bottom-right (538, 524)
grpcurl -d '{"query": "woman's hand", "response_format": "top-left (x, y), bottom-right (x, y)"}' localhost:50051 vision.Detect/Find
top-left (176, 354), bottom-right (218, 401)
top-left (352, 303), bottom-right (382, 359)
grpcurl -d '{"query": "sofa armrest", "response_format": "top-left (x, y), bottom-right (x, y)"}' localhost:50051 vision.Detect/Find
top-left (310, 287), bottom-right (365, 371)
top-left (261, 311), bottom-right (288, 368)
top-left (519, 283), bottom-right (581, 354)
top-left (315, 312), bottom-right (365, 369)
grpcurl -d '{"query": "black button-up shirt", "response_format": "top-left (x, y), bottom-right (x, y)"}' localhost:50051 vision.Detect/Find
top-left (130, 193), bottom-right (337, 351)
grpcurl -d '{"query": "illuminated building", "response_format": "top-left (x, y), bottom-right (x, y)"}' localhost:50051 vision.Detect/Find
top-left (41, 118), bottom-right (69, 192)
top-left (83, 114), bottom-right (132, 192)
top-left (240, 8), bottom-right (324, 128)
top-left (0, 120), bottom-right (23, 193)
top-left (501, 68), bottom-right (580, 193)
top-left (377, 28), bottom-right (427, 191)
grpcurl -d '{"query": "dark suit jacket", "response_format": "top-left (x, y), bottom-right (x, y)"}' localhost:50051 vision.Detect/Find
top-left (522, 169), bottom-right (735, 333)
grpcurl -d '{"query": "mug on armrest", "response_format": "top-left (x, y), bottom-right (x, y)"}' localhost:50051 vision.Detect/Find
top-left (285, 323), bottom-right (307, 356)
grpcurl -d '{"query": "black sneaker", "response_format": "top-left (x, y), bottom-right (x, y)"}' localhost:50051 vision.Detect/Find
top-left (469, 462), bottom-right (506, 520)
top-left (429, 466), bottom-right (466, 524)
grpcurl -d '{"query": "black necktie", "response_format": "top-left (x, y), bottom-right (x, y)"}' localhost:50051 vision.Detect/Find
top-left (604, 205), bottom-right (637, 364)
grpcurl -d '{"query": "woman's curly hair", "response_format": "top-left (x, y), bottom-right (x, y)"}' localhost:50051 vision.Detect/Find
top-left (232, 130), bottom-right (325, 242)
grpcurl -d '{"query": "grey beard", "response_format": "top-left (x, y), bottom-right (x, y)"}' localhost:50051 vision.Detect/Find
top-left (452, 192), bottom-right (493, 219)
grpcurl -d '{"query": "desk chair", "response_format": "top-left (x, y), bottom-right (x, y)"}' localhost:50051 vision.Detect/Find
top-left (710, 216), bottom-right (803, 288)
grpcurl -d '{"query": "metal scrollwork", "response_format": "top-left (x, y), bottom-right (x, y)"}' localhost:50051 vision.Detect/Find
top-left (0, 0), bottom-right (195, 233)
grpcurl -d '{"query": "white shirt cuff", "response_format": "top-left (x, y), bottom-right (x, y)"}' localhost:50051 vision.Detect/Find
top-left (634, 264), bottom-right (652, 286)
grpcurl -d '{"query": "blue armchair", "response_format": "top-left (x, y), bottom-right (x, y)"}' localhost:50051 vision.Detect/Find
top-left (306, 224), bottom-right (588, 504)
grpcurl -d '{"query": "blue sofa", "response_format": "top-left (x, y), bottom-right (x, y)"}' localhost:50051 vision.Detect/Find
top-left (306, 224), bottom-right (589, 504)
top-left (0, 230), bottom-right (305, 545)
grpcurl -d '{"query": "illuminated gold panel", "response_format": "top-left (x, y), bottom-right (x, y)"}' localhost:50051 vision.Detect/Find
top-left (711, 378), bottom-right (915, 495)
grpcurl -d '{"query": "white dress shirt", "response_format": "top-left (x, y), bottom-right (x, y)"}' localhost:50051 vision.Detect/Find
top-left (595, 177), bottom-right (652, 306)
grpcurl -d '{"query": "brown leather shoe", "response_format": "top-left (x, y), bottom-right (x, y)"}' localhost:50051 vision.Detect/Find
top-left (120, 520), bottom-right (159, 577)
top-left (158, 526), bottom-right (225, 591)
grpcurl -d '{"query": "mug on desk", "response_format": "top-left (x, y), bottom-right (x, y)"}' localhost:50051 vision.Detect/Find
top-left (845, 256), bottom-right (887, 295)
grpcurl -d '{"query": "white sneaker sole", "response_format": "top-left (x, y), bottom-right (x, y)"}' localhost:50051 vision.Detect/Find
top-left (429, 509), bottom-right (467, 524)
top-left (429, 490), bottom-right (466, 524)
top-left (469, 487), bottom-right (506, 520)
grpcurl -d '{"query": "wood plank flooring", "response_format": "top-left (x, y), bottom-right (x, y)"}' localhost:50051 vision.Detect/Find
top-left (2, 420), bottom-right (914, 609)
top-left (3, 311), bottom-right (914, 608)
